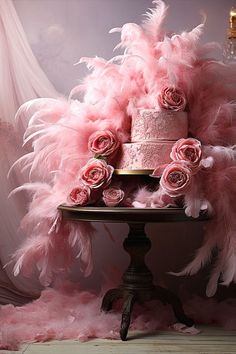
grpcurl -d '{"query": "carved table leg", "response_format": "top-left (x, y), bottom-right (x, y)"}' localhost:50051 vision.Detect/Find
top-left (101, 288), bottom-right (123, 312)
top-left (122, 222), bottom-right (154, 293)
top-left (120, 293), bottom-right (135, 341)
top-left (153, 286), bottom-right (194, 327)
top-left (118, 223), bottom-right (156, 340)
top-left (101, 221), bottom-right (194, 341)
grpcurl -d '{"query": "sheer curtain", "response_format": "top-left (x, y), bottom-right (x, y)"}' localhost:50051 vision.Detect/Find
top-left (0, 0), bottom-right (59, 304)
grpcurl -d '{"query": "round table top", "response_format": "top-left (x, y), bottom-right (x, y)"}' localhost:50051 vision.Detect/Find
top-left (58, 205), bottom-right (209, 223)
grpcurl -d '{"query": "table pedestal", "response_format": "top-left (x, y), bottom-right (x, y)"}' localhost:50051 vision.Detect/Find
top-left (101, 222), bottom-right (194, 341)
top-left (58, 205), bottom-right (208, 341)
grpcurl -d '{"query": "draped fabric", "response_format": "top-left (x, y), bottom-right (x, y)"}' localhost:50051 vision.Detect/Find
top-left (0, 0), bottom-right (58, 304)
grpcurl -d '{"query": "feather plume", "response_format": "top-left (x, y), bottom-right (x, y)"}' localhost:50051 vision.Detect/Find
top-left (171, 146), bottom-right (236, 296)
top-left (8, 182), bottom-right (52, 199)
top-left (142, 0), bottom-right (168, 42)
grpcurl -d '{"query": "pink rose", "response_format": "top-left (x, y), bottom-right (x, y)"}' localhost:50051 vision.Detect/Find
top-left (68, 185), bottom-right (90, 206)
top-left (80, 158), bottom-right (114, 189)
top-left (88, 130), bottom-right (119, 157)
top-left (158, 86), bottom-right (187, 111)
top-left (170, 138), bottom-right (202, 172)
top-left (158, 161), bottom-right (192, 197)
top-left (102, 187), bottom-right (125, 207)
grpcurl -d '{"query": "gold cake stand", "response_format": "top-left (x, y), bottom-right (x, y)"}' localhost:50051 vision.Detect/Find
top-left (114, 169), bottom-right (154, 175)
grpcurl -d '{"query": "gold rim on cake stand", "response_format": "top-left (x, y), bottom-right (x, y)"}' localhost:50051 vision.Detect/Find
top-left (114, 169), bottom-right (154, 175)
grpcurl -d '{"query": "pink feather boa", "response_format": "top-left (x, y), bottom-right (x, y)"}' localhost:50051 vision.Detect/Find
top-left (9, 1), bottom-right (236, 298)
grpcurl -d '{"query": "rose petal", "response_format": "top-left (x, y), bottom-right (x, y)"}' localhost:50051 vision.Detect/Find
top-left (151, 164), bottom-right (169, 177)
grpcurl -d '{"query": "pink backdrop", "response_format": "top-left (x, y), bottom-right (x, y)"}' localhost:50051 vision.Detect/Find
top-left (14, 0), bottom-right (235, 95)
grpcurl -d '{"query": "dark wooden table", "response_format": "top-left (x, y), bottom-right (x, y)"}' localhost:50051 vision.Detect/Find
top-left (58, 206), bottom-right (208, 341)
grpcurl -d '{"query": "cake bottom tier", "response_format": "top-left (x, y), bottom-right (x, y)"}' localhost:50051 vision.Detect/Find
top-left (116, 141), bottom-right (174, 170)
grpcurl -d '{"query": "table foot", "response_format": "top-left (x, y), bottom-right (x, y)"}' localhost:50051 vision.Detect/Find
top-left (101, 288), bottom-right (123, 312)
top-left (153, 286), bottom-right (194, 327)
top-left (120, 293), bottom-right (135, 341)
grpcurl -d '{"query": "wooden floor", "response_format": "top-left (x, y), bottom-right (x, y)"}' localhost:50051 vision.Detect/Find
top-left (3, 326), bottom-right (236, 354)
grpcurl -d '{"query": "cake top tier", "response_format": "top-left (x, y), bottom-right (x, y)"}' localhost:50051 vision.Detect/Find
top-left (131, 108), bottom-right (188, 142)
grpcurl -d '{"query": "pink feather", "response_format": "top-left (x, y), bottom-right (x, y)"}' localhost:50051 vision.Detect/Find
top-left (9, 0), bottom-right (236, 297)
top-left (171, 146), bottom-right (236, 296)
top-left (142, 0), bottom-right (168, 42)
